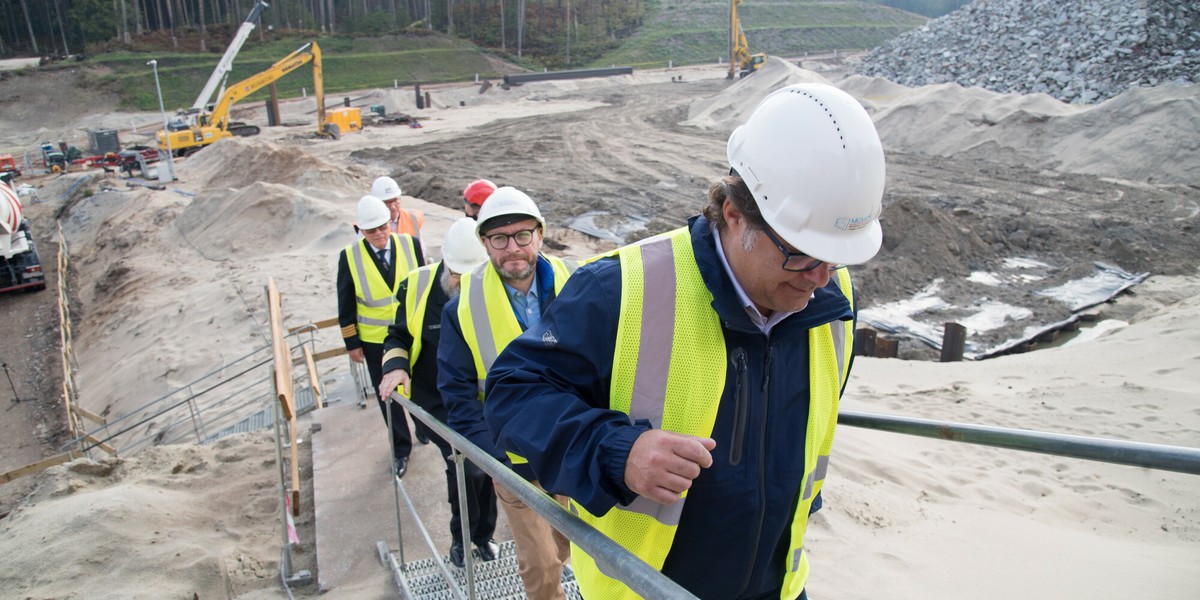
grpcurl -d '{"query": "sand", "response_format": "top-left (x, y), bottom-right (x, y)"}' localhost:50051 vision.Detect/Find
top-left (0, 55), bottom-right (1197, 598)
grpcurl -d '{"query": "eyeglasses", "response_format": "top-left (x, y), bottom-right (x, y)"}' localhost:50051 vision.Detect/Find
top-left (761, 227), bottom-right (842, 273)
top-left (362, 224), bottom-right (390, 235)
top-left (483, 228), bottom-right (537, 250)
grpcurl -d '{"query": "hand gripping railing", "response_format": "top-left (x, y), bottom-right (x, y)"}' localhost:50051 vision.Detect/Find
top-left (388, 393), bottom-right (700, 600)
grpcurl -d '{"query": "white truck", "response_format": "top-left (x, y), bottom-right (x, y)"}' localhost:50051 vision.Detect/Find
top-left (0, 180), bottom-right (46, 293)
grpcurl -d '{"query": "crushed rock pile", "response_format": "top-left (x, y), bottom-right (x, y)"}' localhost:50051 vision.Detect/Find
top-left (856, 0), bottom-right (1199, 104)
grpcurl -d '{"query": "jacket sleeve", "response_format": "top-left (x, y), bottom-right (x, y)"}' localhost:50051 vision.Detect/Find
top-left (412, 236), bottom-right (427, 268)
top-left (382, 278), bottom-right (412, 375)
top-left (484, 260), bottom-right (647, 515)
top-left (336, 249), bottom-right (362, 352)
top-left (437, 296), bottom-right (509, 463)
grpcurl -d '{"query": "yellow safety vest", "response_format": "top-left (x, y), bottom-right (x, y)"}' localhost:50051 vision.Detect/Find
top-left (570, 228), bottom-right (855, 600)
top-left (401, 262), bottom-right (441, 367)
top-left (345, 234), bottom-right (420, 344)
top-left (458, 255), bottom-right (578, 464)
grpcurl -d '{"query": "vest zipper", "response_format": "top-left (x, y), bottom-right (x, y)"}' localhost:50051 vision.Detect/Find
top-left (729, 348), bottom-right (749, 465)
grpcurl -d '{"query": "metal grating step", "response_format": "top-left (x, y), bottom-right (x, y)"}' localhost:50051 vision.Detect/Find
top-left (396, 540), bottom-right (581, 599)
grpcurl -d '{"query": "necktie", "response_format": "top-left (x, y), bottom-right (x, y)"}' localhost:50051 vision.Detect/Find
top-left (377, 249), bottom-right (390, 277)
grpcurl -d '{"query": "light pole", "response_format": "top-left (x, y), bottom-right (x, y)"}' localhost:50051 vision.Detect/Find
top-left (147, 59), bottom-right (176, 182)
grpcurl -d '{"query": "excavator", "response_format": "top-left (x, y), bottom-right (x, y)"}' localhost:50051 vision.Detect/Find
top-left (728, 0), bottom-right (767, 79)
top-left (157, 41), bottom-right (361, 157)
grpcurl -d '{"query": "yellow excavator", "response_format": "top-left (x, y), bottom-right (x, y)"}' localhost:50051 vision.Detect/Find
top-left (728, 0), bottom-right (767, 79)
top-left (158, 41), bottom-right (361, 157)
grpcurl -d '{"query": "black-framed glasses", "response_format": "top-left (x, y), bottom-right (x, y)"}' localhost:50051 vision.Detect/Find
top-left (761, 227), bottom-right (842, 273)
top-left (361, 223), bottom-right (390, 235)
top-left (484, 228), bottom-right (537, 250)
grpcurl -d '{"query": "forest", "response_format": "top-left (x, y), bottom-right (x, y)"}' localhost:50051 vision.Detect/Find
top-left (1, 0), bottom-right (966, 66)
top-left (0, 0), bottom-right (648, 66)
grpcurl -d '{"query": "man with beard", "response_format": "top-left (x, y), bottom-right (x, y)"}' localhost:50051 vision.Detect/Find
top-left (378, 218), bottom-right (497, 568)
top-left (438, 187), bottom-right (578, 600)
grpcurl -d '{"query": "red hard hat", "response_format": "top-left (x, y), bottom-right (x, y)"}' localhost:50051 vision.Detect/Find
top-left (463, 179), bottom-right (497, 207)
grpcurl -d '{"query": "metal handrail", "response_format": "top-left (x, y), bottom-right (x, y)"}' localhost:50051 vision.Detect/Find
top-left (391, 395), bottom-right (700, 600)
top-left (839, 410), bottom-right (1200, 475)
top-left (62, 331), bottom-right (321, 455)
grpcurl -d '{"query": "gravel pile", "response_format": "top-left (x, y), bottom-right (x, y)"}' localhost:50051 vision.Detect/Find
top-left (856, 0), bottom-right (1199, 104)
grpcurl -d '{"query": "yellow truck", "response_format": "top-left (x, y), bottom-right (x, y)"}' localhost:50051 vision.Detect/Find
top-left (158, 41), bottom-right (361, 157)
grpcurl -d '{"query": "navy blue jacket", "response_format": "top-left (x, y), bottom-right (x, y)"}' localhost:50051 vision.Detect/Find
top-left (437, 255), bottom-right (565, 481)
top-left (484, 216), bottom-right (856, 599)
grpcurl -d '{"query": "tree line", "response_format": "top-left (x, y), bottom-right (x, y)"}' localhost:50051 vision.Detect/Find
top-left (0, 0), bottom-right (646, 66)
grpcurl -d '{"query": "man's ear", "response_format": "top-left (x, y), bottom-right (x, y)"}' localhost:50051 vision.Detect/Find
top-left (722, 198), bottom-right (745, 231)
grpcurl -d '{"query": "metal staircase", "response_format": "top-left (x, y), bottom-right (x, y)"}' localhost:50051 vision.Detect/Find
top-left (396, 540), bottom-right (581, 600)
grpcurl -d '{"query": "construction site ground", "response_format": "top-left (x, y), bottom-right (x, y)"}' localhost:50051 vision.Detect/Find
top-left (0, 54), bottom-right (1197, 599)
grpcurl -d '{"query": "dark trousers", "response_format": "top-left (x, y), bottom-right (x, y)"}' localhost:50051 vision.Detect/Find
top-left (362, 341), bottom-right (413, 460)
top-left (424, 413), bottom-right (499, 545)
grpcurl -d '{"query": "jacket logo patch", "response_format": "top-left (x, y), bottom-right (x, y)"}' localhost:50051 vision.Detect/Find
top-left (541, 329), bottom-right (558, 347)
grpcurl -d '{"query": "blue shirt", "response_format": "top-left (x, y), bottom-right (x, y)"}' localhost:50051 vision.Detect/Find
top-left (503, 274), bottom-right (541, 329)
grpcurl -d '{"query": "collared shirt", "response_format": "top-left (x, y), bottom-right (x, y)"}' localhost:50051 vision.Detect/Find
top-left (712, 225), bottom-right (803, 336)
top-left (503, 274), bottom-right (541, 330)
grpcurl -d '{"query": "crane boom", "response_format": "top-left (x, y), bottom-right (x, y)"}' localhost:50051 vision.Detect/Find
top-left (191, 1), bottom-right (270, 111)
top-left (208, 42), bottom-right (319, 131)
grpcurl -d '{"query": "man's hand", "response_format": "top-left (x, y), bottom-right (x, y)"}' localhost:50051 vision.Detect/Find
top-left (378, 369), bottom-right (411, 401)
top-left (348, 348), bottom-right (364, 363)
top-left (624, 429), bottom-right (716, 505)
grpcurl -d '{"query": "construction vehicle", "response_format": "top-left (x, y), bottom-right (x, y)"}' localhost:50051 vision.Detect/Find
top-left (0, 155), bottom-right (20, 184)
top-left (0, 180), bottom-right (46, 293)
top-left (728, 0), bottom-right (767, 79)
top-left (157, 41), bottom-right (360, 157)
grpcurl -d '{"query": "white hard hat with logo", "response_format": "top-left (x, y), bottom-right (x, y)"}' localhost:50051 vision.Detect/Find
top-left (726, 83), bottom-right (885, 265)
top-left (474, 186), bottom-right (546, 236)
top-left (442, 217), bottom-right (489, 274)
top-left (356, 195), bottom-right (391, 230)
top-left (371, 176), bottom-right (402, 201)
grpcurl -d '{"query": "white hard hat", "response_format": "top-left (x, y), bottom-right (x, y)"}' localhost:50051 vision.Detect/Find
top-left (371, 176), bottom-right (402, 201)
top-left (442, 217), bottom-right (489, 274)
top-left (727, 83), bottom-right (885, 265)
top-left (356, 195), bottom-right (391, 230)
top-left (475, 186), bottom-right (545, 236)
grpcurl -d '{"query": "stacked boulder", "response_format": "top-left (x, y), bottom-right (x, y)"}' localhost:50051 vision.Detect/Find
top-left (856, 0), bottom-right (1199, 103)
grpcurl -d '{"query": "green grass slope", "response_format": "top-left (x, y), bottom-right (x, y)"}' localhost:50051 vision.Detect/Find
top-left (590, 0), bottom-right (927, 69)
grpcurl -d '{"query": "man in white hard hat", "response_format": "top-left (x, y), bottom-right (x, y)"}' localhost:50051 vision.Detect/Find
top-left (437, 187), bottom-right (578, 599)
top-left (377, 218), bottom-right (500, 569)
top-left (371, 176), bottom-right (425, 242)
top-left (484, 83), bottom-right (885, 599)
top-left (337, 195), bottom-right (425, 477)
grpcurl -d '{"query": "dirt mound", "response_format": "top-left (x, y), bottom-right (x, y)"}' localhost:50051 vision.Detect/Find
top-left (175, 181), bottom-right (348, 259)
top-left (864, 80), bottom-right (1200, 185)
top-left (180, 136), bottom-right (369, 192)
top-left (682, 57), bottom-right (830, 130)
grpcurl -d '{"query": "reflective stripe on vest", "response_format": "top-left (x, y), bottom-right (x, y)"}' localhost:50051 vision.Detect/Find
top-left (569, 229), bottom-right (855, 600)
top-left (345, 234), bottom-right (419, 343)
top-left (458, 256), bottom-right (577, 465)
top-left (403, 263), bottom-right (439, 367)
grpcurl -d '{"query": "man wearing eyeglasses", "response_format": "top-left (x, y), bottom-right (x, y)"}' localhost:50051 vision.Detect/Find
top-left (483, 83), bottom-right (885, 600)
top-left (377, 218), bottom-right (499, 570)
top-left (337, 195), bottom-right (425, 478)
top-left (437, 187), bottom-right (578, 600)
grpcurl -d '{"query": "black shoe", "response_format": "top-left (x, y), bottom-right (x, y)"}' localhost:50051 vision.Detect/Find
top-left (449, 541), bottom-right (465, 568)
top-left (416, 430), bottom-right (430, 445)
top-left (393, 456), bottom-right (408, 478)
top-left (474, 539), bottom-right (500, 562)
